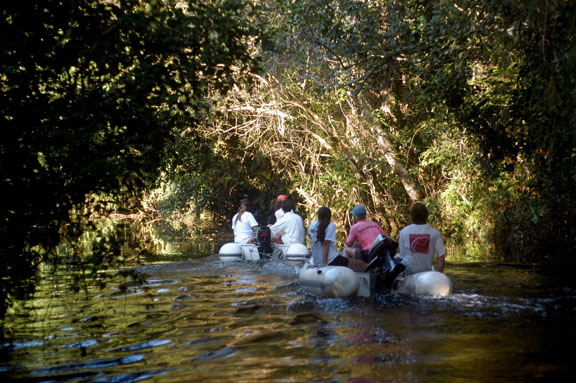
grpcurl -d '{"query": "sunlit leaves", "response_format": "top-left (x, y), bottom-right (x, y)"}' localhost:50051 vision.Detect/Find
top-left (212, 0), bottom-right (576, 263)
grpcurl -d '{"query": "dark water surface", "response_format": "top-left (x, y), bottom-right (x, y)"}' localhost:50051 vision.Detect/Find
top-left (1, 251), bottom-right (575, 383)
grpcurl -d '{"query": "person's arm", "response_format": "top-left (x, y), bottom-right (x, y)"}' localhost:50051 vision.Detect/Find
top-left (322, 240), bottom-right (331, 266)
top-left (433, 229), bottom-right (446, 272)
top-left (269, 217), bottom-right (284, 235)
top-left (398, 230), bottom-right (406, 257)
top-left (248, 213), bottom-right (259, 233)
top-left (436, 255), bottom-right (445, 273)
top-left (270, 216), bottom-right (288, 242)
top-left (345, 225), bottom-right (356, 247)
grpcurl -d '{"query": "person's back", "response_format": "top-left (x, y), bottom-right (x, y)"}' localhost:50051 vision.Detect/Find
top-left (343, 205), bottom-right (386, 261)
top-left (347, 219), bottom-right (387, 250)
top-left (276, 211), bottom-right (305, 244)
top-left (232, 199), bottom-right (259, 244)
top-left (308, 218), bottom-right (339, 266)
top-left (308, 206), bottom-right (367, 272)
top-left (270, 200), bottom-right (306, 245)
top-left (399, 202), bottom-right (445, 274)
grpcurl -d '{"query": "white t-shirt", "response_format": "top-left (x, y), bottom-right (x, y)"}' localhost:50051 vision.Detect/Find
top-left (274, 208), bottom-right (284, 221)
top-left (274, 208), bottom-right (293, 222)
top-left (270, 211), bottom-right (305, 245)
top-left (399, 224), bottom-right (445, 274)
top-left (232, 211), bottom-right (258, 244)
top-left (308, 220), bottom-right (339, 266)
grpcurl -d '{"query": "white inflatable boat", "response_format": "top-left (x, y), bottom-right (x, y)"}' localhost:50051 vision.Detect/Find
top-left (298, 263), bottom-right (452, 298)
top-left (219, 226), bottom-right (309, 265)
top-left (298, 234), bottom-right (452, 298)
top-left (218, 242), bottom-right (310, 265)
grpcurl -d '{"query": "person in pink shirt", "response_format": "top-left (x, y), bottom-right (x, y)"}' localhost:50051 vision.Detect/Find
top-left (343, 205), bottom-right (387, 262)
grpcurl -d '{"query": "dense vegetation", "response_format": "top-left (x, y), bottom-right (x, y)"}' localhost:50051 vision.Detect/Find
top-left (0, 0), bottom-right (259, 315)
top-left (1, 0), bottom-right (575, 316)
top-left (174, 0), bottom-right (575, 261)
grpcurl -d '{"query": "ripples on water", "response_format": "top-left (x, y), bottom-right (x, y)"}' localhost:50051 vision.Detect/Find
top-left (1, 257), bottom-right (575, 383)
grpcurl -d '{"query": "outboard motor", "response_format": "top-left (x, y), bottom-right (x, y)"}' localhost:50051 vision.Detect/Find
top-left (364, 236), bottom-right (405, 291)
top-left (364, 236), bottom-right (397, 270)
top-left (257, 226), bottom-right (273, 258)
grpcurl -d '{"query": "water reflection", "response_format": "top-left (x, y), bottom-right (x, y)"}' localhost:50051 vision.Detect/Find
top-left (1, 256), bottom-right (575, 383)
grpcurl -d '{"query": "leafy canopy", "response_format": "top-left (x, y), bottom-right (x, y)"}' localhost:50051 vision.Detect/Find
top-left (0, 0), bottom-right (259, 314)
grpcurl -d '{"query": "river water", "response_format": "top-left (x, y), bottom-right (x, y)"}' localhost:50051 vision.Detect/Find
top-left (1, 244), bottom-right (575, 383)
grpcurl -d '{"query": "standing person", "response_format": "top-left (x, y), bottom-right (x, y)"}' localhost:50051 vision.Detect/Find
top-left (232, 199), bottom-right (259, 244)
top-left (309, 207), bottom-right (367, 272)
top-left (398, 202), bottom-right (445, 274)
top-left (342, 205), bottom-right (387, 262)
top-left (269, 200), bottom-right (305, 245)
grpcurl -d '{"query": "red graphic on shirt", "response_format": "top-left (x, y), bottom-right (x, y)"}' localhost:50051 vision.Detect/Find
top-left (409, 234), bottom-right (430, 254)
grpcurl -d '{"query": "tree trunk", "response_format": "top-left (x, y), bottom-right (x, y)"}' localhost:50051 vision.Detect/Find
top-left (375, 133), bottom-right (423, 202)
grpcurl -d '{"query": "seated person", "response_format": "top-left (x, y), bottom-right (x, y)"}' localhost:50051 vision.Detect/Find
top-left (273, 194), bottom-right (292, 222)
top-left (342, 205), bottom-right (387, 262)
top-left (232, 199), bottom-right (259, 244)
top-left (398, 202), bottom-right (445, 274)
top-left (309, 207), bottom-right (366, 272)
top-left (269, 200), bottom-right (305, 245)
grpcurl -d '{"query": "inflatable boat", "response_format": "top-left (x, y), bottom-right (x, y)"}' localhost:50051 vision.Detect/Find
top-left (298, 235), bottom-right (452, 298)
top-left (299, 264), bottom-right (452, 298)
top-left (218, 242), bottom-right (309, 265)
top-left (218, 227), bottom-right (310, 265)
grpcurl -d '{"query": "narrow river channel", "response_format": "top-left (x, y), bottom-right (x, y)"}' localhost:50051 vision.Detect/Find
top-left (1, 244), bottom-right (575, 382)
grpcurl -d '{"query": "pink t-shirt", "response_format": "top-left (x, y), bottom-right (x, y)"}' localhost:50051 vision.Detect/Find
top-left (346, 220), bottom-right (387, 250)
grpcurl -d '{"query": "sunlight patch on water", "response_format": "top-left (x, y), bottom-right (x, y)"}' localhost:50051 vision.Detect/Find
top-left (114, 339), bottom-right (173, 352)
top-left (31, 355), bottom-right (145, 373)
top-left (62, 339), bottom-right (99, 349)
top-left (1, 340), bottom-right (45, 350)
top-left (93, 370), bottom-right (167, 383)
top-left (446, 293), bottom-right (557, 318)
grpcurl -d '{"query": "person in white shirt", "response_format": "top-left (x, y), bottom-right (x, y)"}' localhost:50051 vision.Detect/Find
top-left (273, 194), bottom-right (292, 222)
top-left (232, 199), bottom-right (259, 244)
top-left (269, 200), bottom-right (305, 245)
top-left (398, 202), bottom-right (445, 274)
top-left (308, 206), bottom-right (366, 272)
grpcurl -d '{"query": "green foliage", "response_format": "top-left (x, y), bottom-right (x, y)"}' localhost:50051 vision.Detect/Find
top-left (0, 0), bottom-right (259, 315)
top-left (151, 0), bottom-right (575, 263)
top-left (220, 0), bottom-right (576, 262)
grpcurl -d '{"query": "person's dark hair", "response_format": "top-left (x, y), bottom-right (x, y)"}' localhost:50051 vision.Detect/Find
top-left (275, 194), bottom-right (288, 209)
top-left (410, 202), bottom-right (428, 224)
top-left (281, 199), bottom-right (295, 213)
top-left (316, 206), bottom-right (331, 243)
top-left (236, 200), bottom-right (252, 224)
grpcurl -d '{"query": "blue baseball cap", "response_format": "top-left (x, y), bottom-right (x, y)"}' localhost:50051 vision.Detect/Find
top-left (351, 205), bottom-right (366, 217)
